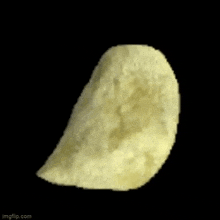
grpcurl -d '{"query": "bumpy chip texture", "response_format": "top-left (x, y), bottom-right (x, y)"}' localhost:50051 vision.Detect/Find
top-left (37, 45), bottom-right (179, 190)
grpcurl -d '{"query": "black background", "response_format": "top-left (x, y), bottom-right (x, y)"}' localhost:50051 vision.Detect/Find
top-left (1, 10), bottom-right (206, 219)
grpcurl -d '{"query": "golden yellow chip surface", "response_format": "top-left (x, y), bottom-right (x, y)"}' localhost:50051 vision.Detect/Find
top-left (36, 44), bottom-right (180, 191)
